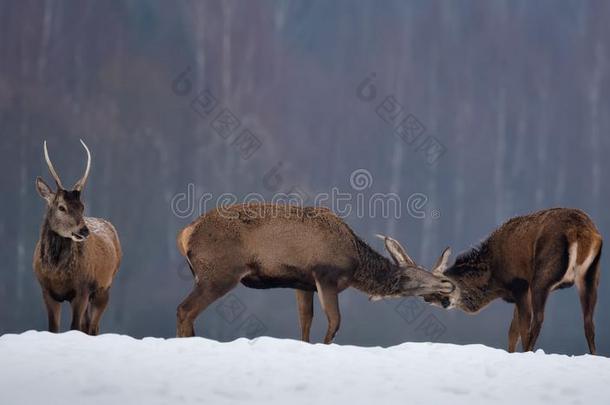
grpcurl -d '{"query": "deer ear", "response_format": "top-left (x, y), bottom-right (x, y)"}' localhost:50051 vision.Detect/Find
top-left (376, 234), bottom-right (416, 266)
top-left (36, 177), bottom-right (54, 204)
top-left (432, 247), bottom-right (452, 275)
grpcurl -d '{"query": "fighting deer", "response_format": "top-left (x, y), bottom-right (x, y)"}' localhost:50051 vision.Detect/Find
top-left (423, 208), bottom-right (602, 354)
top-left (176, 203), bottom-right (454, 343)
top-left (33, 140), bottom-right (122, 335)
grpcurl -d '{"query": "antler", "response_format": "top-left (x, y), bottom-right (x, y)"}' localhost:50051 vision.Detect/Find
top-left (43, 141), bottom-right (65, 190)
top-left (73, 139), bottom-right (91, 191)
top-left (375, 234), bottom-right (416, 266)
top-left (432, 247), bottom-right (452, 275)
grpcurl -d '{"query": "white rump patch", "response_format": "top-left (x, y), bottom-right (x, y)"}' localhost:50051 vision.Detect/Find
top-left (554, 242), bottom-right (597, 291)
top-left (574, 243), bottom-right (599, 292)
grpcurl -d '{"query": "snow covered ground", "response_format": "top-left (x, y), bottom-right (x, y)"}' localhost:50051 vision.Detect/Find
top-left (0, 331), bottom-right (608, 405)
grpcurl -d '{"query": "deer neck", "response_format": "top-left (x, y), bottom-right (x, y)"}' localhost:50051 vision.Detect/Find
top-left (40, 219), bottom-right (82, 269)
top-left (351, 238), bottom-right (405, 298)
top-left (446, 247), bottom-right (499, 313)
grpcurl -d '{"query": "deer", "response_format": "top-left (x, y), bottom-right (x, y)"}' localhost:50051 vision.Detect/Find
top-left (33, 140), bottom-right (122, 335)
top-left (175, 203), bottom-right (454, 343)
top-left (422, 208), bottom-right (602, 354)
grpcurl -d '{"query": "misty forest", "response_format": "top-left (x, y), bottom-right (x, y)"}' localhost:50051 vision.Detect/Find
top-left (1, 0), bottom-right (610, 356)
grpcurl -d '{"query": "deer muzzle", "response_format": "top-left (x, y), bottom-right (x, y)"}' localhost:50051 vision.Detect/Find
top-left (402, 268), bottom-right (455, 296)
top-left (71, 225), bottom-right (90, 242)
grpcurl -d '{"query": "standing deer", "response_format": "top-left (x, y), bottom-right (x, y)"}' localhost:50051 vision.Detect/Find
top-left (33, 140), bottom-right (122, 335)
top-left (176, 203), bottom-right (454, 343)
top-left (422, 208), bottom-right (602, 354)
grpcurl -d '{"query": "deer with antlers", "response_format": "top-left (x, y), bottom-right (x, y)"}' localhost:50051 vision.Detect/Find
top-left (33, 140), bottom-right (122, 335)
top-left (175, 204), bottom-right (454, 343)
top-left (422, 208), bottom-right (602, 354)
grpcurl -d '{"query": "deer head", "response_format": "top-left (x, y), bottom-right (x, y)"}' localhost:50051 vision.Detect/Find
top-left (36, 139), bottom-right (91, 242)
top-left (421, 247), bottom-right (462, 309)
top-left (375, 234), bottom-right (454, 298)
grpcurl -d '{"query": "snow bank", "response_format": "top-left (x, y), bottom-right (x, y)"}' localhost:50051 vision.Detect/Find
top-left (0, 331), bottom-right (608, 405)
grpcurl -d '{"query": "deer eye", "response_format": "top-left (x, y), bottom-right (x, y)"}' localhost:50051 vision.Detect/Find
top-left (58, 206), bottom-right (67, 213)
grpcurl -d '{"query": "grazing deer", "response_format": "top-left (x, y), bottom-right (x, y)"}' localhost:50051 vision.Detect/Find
top-left (33, 140), bottom-right (122, 335)
top-left (176, 203), bottom-right (454, 343)
top-left (423, 208), bottom-right (602, 354)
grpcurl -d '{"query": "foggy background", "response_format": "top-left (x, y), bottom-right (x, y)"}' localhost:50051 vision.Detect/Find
top-left (1, 0), bottom-right (609, 356)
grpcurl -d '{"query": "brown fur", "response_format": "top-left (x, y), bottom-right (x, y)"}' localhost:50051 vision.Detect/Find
top-left (176, 203), bottom-right (453, 343)
top-left (34, 146), bottom-right (121, 335)
top-left (424, 208), bottom-right (602, 354)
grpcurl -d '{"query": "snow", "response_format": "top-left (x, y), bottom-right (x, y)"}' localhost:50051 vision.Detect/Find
top-left (0, 331), bottom-right (608, 405)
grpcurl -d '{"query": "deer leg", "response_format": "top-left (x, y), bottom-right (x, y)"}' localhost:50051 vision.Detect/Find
top-left (83, 305), bottom-right (92, 334)
top-left (576, 252), bottom-right (601, 355)
top-left (527, 242), bottom-right (570, 352)
top-left (314, 279), bottom-right (340, 344)
top-left (88, 288), bottom-right (110, 336)
top-left (70, 290), bottom-right (90, 332)
top-left (42, 290), bottom-right (61, 333)
top-left (176, 285), bottom-right (206, 337)
top-left (515, 289), bottom-right (532, 352)
top-left (177, 271), bottom-right (242, 338)
top-left (296, 290), bottom-right (314, 342)
top-left (507, 306), bottom-right (520, 353)
top-left (526, 285), bottom-right (551, 351)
